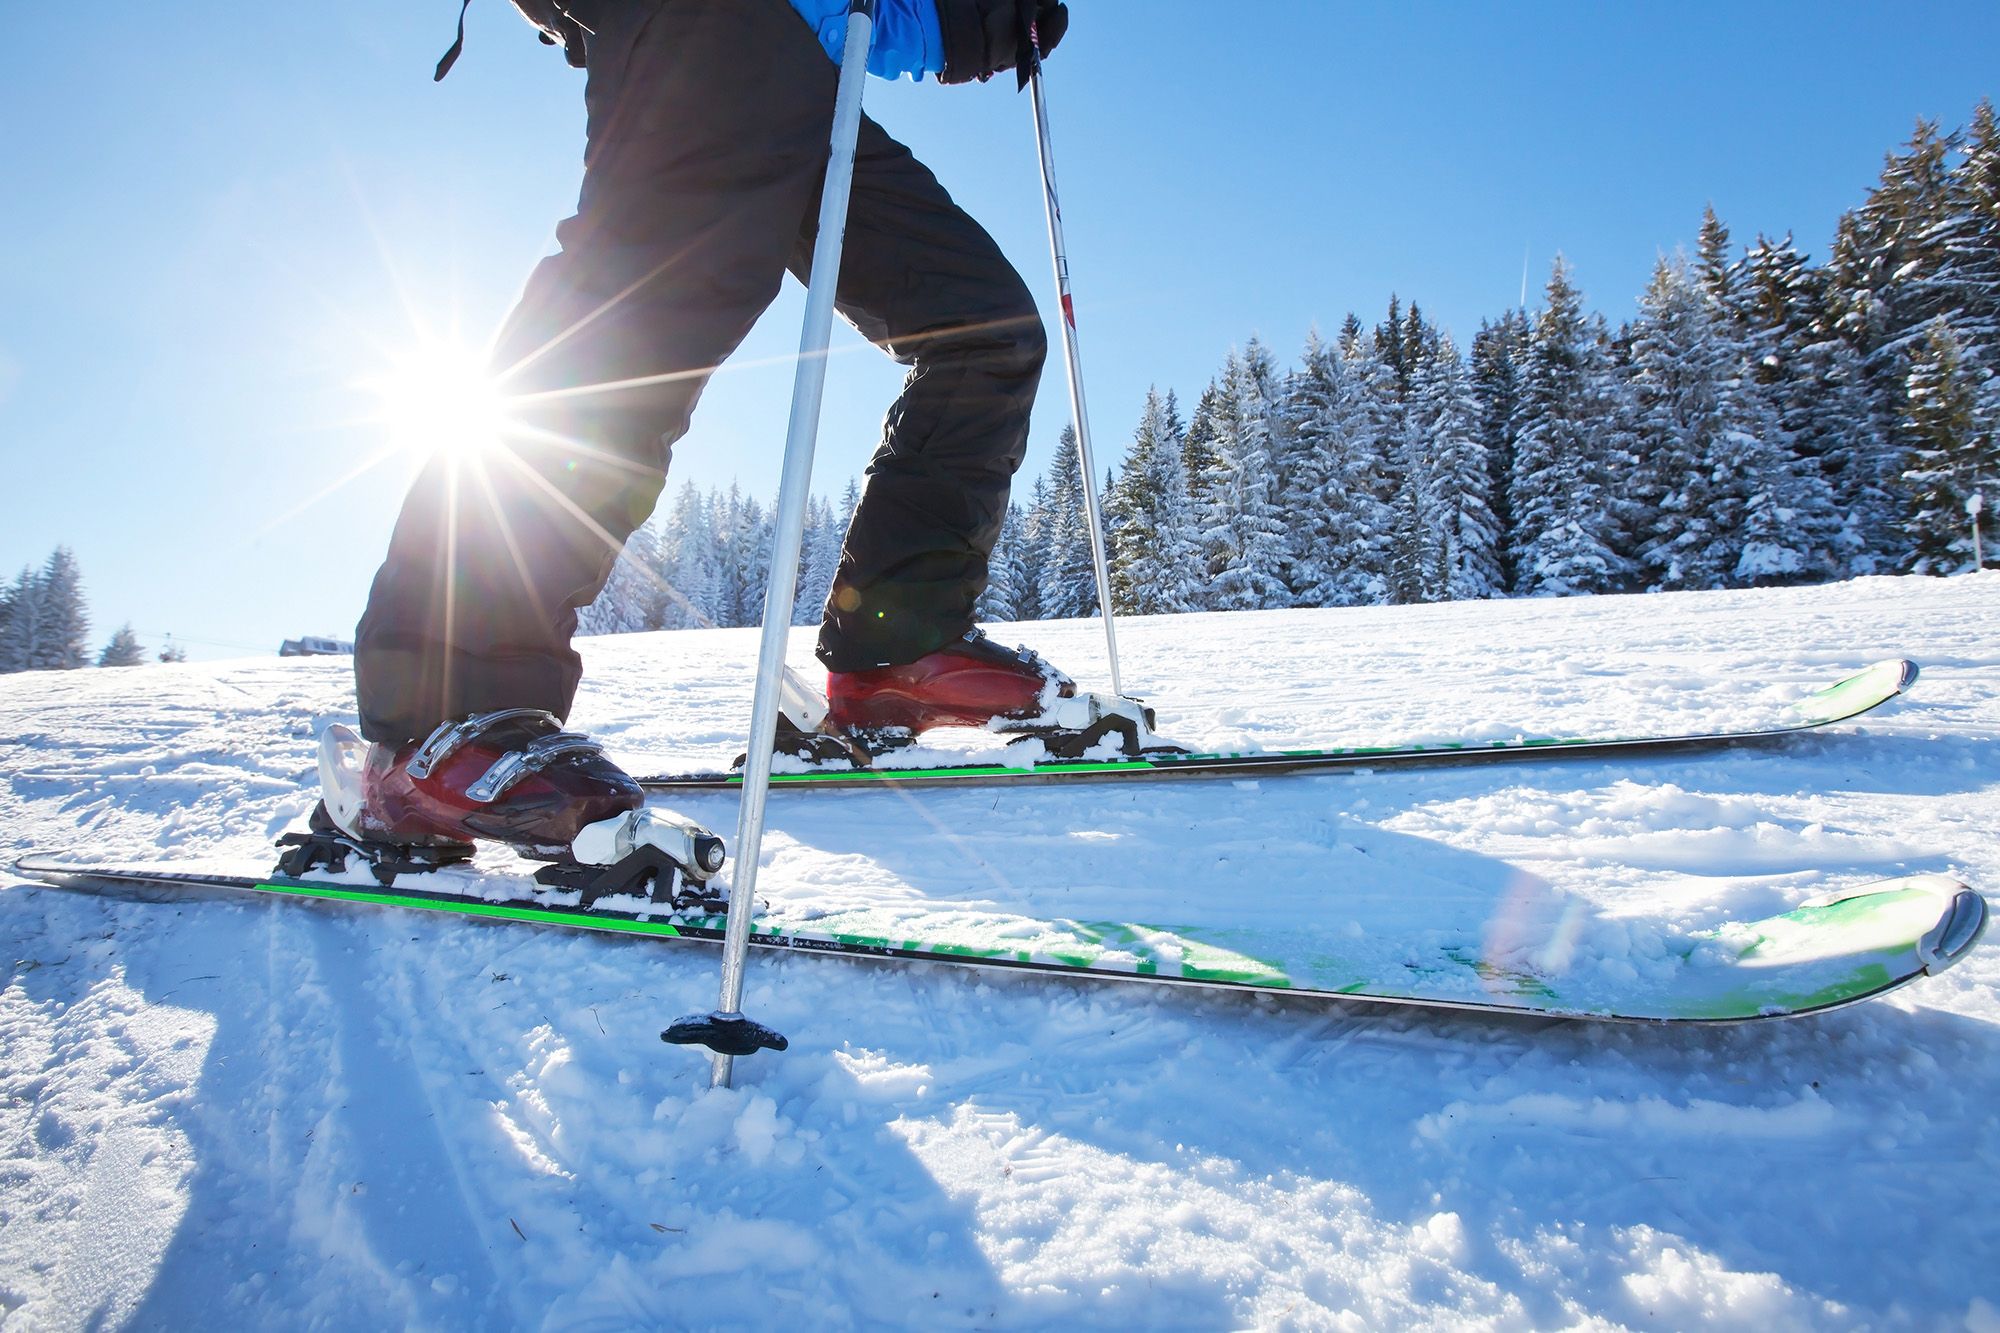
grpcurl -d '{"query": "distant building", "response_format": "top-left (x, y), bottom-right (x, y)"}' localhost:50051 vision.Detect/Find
top-left (280, 636), bottom-right (353, 658)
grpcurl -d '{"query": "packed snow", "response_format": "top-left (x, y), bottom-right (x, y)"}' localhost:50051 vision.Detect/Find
top-left (2, 574), bottom-right (1997, 1329)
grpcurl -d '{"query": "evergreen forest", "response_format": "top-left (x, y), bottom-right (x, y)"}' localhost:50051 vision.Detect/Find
top-left (579, 104), bottom-right (1999, 633)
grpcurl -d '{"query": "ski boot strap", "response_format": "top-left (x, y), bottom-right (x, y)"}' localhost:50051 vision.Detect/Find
top-left (405, 709), bottom-right (609, 804)
top-left (964, 628), bottom-right (1075, 690)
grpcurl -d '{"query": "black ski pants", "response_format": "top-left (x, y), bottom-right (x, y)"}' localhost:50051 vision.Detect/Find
top-left (355, 0), bottom-right (1046, 743)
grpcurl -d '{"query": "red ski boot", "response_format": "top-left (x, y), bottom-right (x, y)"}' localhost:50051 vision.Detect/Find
top-left (321, 709), bottom-right (644, 861)
top-left (823, 630), bottom-right (1165, 759)
top-left (826, 629), bottom-right (1077, 736)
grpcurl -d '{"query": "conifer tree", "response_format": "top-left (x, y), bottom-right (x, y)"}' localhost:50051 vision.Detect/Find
top-left (1696, 205), bottom-right (1738, 309)
top-left (976, 501), bottom-right (1029, 623)
top-left (34, 548), bottom-right (89, 670)
top-left (1471, 311), bottom-right (1531, 591)
top-left (98, 624), bottom-right (146, 667)
top-left (1177, 381), bottom-right (1227, 609)
top-left (737, 495), bottom-right (773, 627)
top-left (1510, 258), bottom-right (1627, 594)
top-left (1901, 317), bottom-right (1999, 571)
top-left (1385, 442), bottom-right (1444, 603)
top-left (1374, 297), bottom-right (1413, 395)
top-left (1825, 119), bottom-right (1966, 560)
top-left (656, 480), bottom-right (719, 629)
top-left (1626, 254), bottom-right (1748, 588)
top-left (0, 550), bottom-right (90, 672)
top-left (1200, 341), bottom-right (1292, 610)
top-left (1918, 100), bottom-right (2000, 356)
top-left (794, 494), bottom-right (842, 627)
top-left (1107, 387), bottom-right (1200, 613)
top-left (1016, 475), bottom-right (1050, 622)
top-left (705, 485), bottom-right (757, 627)
top-left (578, 522), bottom-right (663, 634)
top-left (1414, 333), bottom-right (1503, 599)
top-left (0, 566), bottom-right (40, 673)
top-left (1036, 427), bottom-right (1099, 618)
top-left (1284, 328), bottom-right (1396, 605)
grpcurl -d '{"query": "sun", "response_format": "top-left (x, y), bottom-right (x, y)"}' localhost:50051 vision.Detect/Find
top-left (366, 339), bottom-right (510, 462)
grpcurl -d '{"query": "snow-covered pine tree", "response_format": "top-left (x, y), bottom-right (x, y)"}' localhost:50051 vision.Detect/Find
top-left (1413, 333), bottom-right (1503, 599)
top-left (837, 478), bottom-right (861, 535)
top-left (705, 485), bottom-right (761, 627)
top-left (1626, 253), bottom-right (1747, 589)
top-left (1201, 341), bottom-right (1293, 611)
top-left (1385, 313), bottom-right (1446, 604)
top-left (1015, 475), bottom-right (1050, 622)
top-left (1509, 258), bottom-right (1627, 595)
top-left (1901, 317), bottom-right (1999, 572)
top-left (738, 494), bottom-right (773, 627)
top-left (1471, 311), bottom-right (1532, 592)
top-left (1177, 381), bottom-right (1227, 608)
top-left (794, 494), bottom-right (842, 627)
top-left (32, 548), bottom-right (90, 670)
top-left (1035, 426), bottom-right (1099, 618)
top-left (98, 624), bottom-right (145, 667)
top-left (1285, 327), bottom-right (1397, 605)
top-left (655, 480), bottom-right (720, 629)
top-left (1103, 407), bottom-right (1146, 614)
top-left (1695, 205), bottom-right (1740, 309)
top-left (577, 521), bottom-right (663, 635)
top-left (0, 550), bottom-right (90, 672)
top-left (0, 566), bottom-right (40, 673)
top-left (1385, 438), bottom-right (1444, 604)
top-left (976, 500), bottom-right (1028, 623)
top-left (1731, 233), bottom-right (1843, 581)
top-left (1826, 119), bottom-right (1966, 567)
top-left (1106, 387), bottom-right (1200, 614)
top-left (1146, 392), bottom-right (1204, 612)
top-left (1918, 100), bottom-right (2000, 359)
top-left (1375, 297), bottom-right (1406, 391)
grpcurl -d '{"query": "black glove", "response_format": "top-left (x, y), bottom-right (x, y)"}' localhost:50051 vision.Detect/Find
top-left (938, 0), bottom-right (1068, 88)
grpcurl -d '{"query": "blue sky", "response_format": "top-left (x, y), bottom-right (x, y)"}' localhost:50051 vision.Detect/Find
top-left (2, 2), bottom-right (1995, 661)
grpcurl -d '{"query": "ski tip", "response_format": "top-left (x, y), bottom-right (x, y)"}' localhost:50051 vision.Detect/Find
top-left (1892, 658), bottom-right (1920, 694)
top-left (1919, 886), bottom-right (1988, 976)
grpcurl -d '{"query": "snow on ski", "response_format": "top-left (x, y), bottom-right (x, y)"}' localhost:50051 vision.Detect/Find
top-left (637, 658), bottom-right (1918, 791)
top-left (11, 852), bottom-right (1983, 1024)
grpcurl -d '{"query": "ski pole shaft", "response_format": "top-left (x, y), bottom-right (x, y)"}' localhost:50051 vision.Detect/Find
top-left (710, 0), bottom-right (875, 1090)
top-left (1028, 54), bottom-right (1124, 697)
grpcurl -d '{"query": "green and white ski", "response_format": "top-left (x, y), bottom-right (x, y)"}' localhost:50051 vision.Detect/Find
top-left (638, 659), bottom-right (1919, 792)
top-left (12, 853), bottom-right (1983, 1023)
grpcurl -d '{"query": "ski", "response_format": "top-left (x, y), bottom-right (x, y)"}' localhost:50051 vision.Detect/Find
top-left (11, 851), bottom-right (1983, 1024)
top-left (637, 658), bottom-right (1920, 792)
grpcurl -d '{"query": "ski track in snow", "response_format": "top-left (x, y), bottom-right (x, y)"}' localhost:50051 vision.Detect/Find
top-left (2, 574), bottom-right (1997, 1329)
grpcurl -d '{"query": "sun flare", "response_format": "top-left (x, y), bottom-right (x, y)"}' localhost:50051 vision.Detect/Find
top-left (367, 340), bottom-right (510, 462)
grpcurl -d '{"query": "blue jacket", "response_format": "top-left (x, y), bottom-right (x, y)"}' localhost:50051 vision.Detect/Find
top-left (788, 0), bottom-right (943, 80)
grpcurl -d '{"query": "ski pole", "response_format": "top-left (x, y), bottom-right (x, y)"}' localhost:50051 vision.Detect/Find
top-left (662, 0), bottom-right (876, 1089)
top-left (1028, 46), bottom-right (1124, 697)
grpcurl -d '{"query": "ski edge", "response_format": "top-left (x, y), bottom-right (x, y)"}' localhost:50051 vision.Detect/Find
top-left (9, 854), bottom-right (1979, 1026)
top-left (635, 658), bottom-right (1920, 791)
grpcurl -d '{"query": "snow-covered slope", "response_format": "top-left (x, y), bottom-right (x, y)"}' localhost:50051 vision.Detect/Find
top-left (3, 575), bottom-right (1997, 1329)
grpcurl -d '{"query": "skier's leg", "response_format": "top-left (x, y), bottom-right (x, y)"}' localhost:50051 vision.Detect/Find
top-left (354, 0), bottom-right (842, 745)
top-left (803, 118), bottom-right (1049, 673)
